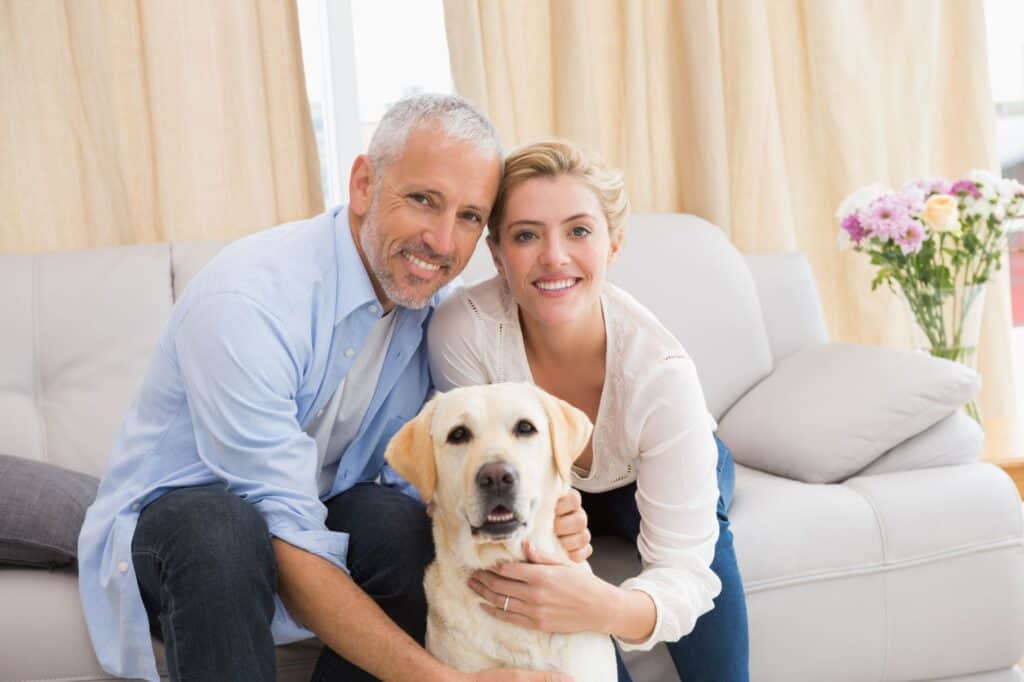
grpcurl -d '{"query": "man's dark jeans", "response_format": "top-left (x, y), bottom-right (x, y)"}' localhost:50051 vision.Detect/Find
top-left (132, 482), bottom-right (433, 682)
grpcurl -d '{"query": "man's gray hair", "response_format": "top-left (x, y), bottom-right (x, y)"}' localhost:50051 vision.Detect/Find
top-left (367, 93), bottom-right (502, 178)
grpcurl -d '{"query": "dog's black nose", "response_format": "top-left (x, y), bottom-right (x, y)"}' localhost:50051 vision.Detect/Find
top-left (476, 461), bottom-right (518, 496)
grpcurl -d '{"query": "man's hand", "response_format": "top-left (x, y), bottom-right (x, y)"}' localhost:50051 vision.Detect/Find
top-left (553, 488), bottom-right (592, 562)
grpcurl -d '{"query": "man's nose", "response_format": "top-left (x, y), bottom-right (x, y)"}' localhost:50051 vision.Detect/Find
top-left (421, 210), bottom-right (457, 256)
top-left (475, 461), bottom-right (519, 497)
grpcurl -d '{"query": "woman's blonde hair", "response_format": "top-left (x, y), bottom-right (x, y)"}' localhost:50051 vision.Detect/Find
top-left (487, 139), bottom-right (629, 243)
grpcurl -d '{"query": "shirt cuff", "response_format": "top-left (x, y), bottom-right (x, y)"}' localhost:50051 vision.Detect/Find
top-left (614, 579), bottom-right (666, 652)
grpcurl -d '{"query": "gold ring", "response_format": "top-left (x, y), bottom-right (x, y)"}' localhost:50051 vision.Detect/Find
top-left (502, 595), bottom-right (510, 612)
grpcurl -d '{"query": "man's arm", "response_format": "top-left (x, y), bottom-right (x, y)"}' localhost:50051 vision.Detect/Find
top-left (273, 539), bottom-right (455, 682)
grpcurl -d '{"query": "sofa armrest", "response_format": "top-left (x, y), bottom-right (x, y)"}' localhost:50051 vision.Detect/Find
top-left (851, 411), bottom-right (984, 478)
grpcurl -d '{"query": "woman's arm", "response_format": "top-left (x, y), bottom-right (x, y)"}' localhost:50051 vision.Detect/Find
top-left (469, 356), bottom-right (721, 647)
top-left (617, 355), bottom-right (721, 650)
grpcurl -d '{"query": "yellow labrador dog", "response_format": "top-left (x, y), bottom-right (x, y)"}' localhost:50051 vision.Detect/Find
top-left (385, 382), bottom-right (616, 679)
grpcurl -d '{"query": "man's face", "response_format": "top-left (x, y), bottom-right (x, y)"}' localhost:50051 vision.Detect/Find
top-left (350, 126), bottom-right (502, 310)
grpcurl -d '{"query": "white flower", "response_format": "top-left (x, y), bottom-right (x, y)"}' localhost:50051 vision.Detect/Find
top-left (968, 169), bottom-right (1001, 186)
top-left (836, 183), bottom-right (888, 221)
top-left (997, 178), bottom-right (1024, 199)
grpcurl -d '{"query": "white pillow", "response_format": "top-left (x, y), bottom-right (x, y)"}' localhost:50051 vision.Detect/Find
top-left (717, 343), bottom-right (981, 484)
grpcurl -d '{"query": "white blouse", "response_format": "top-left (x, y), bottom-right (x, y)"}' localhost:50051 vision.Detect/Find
top-left (427, 276), bottom-right (722, 651)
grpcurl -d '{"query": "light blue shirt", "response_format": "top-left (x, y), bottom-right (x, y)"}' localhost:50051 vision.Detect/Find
top-left (78, 206), bottom-right (446, 682)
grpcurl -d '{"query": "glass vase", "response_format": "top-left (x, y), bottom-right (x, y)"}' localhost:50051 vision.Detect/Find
top-left (902, 284), bottom-right (986, 423)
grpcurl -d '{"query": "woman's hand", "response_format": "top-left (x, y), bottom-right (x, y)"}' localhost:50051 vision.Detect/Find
top-left (469, 541), bottom-right (613, 634)
top-left (553, 489), bottom-right (592, 562)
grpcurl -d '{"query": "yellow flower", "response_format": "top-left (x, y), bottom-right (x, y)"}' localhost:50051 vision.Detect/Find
top-left (922, 194), bottom-right (961, 235)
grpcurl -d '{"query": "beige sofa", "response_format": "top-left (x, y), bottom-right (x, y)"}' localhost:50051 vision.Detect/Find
top-left (2, 213), bottom-right (1023, 682)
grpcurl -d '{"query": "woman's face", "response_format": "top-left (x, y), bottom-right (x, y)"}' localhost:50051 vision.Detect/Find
top-left (489, 174), bottom-right (622, 328)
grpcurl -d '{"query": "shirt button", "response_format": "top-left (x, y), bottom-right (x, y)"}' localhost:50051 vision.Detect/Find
top-left (118, 561), bottom-right (129, 574)
top-left (344, 347), bottom-right (355, 358)
top-left (368, 304), bottom-right (379, 315)
top-left (131, 503), bottom-right (140, 511)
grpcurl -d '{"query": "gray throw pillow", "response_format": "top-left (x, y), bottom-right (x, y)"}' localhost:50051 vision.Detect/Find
top-left (717, 343), bottom-right (981, 484)
top-left (0, 454), bottom-right (100, 567)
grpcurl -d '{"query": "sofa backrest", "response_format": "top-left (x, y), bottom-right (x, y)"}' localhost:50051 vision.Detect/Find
top-left (0, 212), bottom-right (820, 475)
top-left (0, 245), bottom-right (172, 476)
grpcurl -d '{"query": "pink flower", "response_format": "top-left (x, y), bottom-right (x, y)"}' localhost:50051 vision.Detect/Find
top-left (895, 186), bottom-right (926, 214)
top-left (895, 221), bottom-right (926, 254)
top-left (904, 177), bottom-right (950, 197)
top-left (950, 179), bottom-right (982, 199)
top-left (841, 214), bottom-right (867, 245)
top-left (861, 195), bottom-right (909, 241)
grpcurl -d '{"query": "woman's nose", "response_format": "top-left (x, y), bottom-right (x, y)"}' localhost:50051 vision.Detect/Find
top-left (539, 236), bottom-right (567, 265)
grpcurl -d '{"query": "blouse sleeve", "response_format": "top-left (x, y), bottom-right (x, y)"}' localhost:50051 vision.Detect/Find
top-left (427, 291), bottom-right (491, 391)
top-left (616, 355), bottom-right (723, 651)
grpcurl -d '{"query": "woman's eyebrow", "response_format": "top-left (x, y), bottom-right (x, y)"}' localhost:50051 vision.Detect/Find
top-left (560, 212), bottom-right (596, 224)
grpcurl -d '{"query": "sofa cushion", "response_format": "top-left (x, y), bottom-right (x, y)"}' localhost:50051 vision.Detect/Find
top-left (717, 343), bottom-right (981, 483)
top-left (0, 454), bottom-right (98, 567)
top-left (0, 567), bottom-right (322, 682)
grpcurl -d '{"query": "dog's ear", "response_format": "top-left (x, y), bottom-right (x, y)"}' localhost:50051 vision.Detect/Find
top-left (539, 389), bottom-right (594, 482)
top-left (384, 398), bottom-right (438, 502)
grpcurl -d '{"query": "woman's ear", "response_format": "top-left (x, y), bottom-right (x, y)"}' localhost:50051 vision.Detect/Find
top-left (608, 228), bottom-right (625, 264)
top-left (349, 155), bottom-right (375, 217)
top-left (487, 236), bottom-right (507, 278)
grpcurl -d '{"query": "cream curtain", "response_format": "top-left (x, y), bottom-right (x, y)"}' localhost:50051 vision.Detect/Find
top-left (443, 0), bottom-right (1020, 460)
top-left (0, 0), bottom-right (323, 251)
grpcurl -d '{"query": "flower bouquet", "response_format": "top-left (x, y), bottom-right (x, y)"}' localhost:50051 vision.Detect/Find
top-left (836, 170), bottom-right (1024, 422)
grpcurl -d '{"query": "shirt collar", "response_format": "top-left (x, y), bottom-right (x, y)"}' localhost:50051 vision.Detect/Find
top-left (334, 206), bottom-right (381, 324)
top-left (332, 206), bottom-right (438, 327)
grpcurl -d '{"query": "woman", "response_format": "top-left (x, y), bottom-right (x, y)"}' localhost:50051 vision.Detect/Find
top-left (428, 139), bottom-right (749, 681)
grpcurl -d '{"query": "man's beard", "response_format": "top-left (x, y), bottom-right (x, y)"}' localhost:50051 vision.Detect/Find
top-left (360, 196), bottom-right (455, 309)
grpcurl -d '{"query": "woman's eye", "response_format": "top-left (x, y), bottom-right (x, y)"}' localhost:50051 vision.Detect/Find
top-left (446, 426), bottom-right (472, 444)
top-left (514, 232), bottom-right (536, 242)
top-left (571, 225), bottom-right (591, 237)
top-left (514, 419), bottom-right (537, 436)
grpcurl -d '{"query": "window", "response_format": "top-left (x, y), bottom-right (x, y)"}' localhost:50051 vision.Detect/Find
top-left (297, 0), bottom-right (453, 207)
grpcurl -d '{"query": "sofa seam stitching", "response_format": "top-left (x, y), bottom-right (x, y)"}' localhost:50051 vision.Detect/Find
top-left (744, 535), bottom-right (1023, 593)
top-left (846, 483), bottom-right (890, 682)
top-left (31, 254), bottom-right (50, 466)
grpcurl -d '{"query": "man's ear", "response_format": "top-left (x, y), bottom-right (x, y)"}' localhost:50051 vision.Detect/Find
top-left (486, 236), bottom-right (506, 278)
top-left (348, 154), bottom-right (375, 217)
top-left (538, 389), bottom-right (593, 482)
top-left (384, 398), bottom-right (437, 502)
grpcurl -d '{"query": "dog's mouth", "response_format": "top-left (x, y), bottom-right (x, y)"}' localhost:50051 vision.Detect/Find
top-left (471, 504), bottom-right (524, 538)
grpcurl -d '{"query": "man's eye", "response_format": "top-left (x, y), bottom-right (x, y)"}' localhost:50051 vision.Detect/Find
top-left (460, 212), bottom-right (483, 224)
top-left (446, 426), bottom-right (472, 444)
top-left (514, 232), bottom-right (536, 242)
top-left (514, 419), bottom-right (537, 436)
top-left (409, 193), bottom-right (431, 206)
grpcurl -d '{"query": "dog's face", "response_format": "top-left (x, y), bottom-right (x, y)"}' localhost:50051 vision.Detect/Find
top-left (385, 383), bottom-right (592, 550)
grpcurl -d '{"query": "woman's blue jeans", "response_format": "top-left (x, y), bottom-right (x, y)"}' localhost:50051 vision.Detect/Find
top-left (580, 435), bottom-right (750, 681)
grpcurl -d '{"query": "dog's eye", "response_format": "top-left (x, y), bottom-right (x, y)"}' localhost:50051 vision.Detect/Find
top-left (446, 426), bottom-right (472, 444)
top-left (514, 419), bottom-right (537, 436)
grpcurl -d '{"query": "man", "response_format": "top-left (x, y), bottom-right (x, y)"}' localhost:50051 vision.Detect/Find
top-left (78, 95), bottom-right (591, 682)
